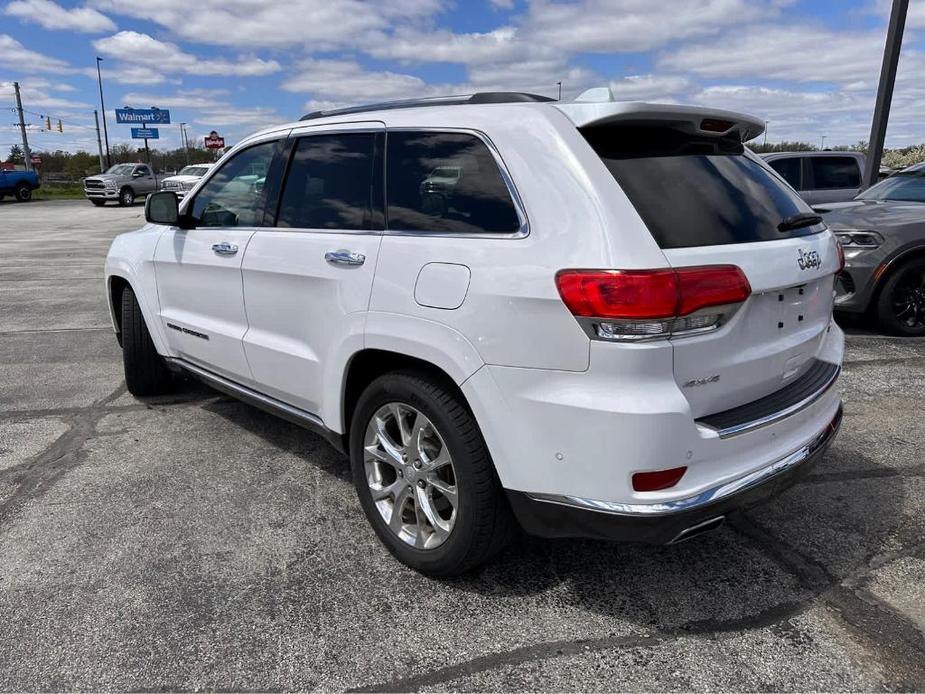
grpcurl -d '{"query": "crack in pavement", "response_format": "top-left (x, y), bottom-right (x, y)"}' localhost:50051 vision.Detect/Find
top-left (729, 515), bottom-right (925, 691)
top-left (352, 512), bottom-right (925, 693)
top-left (0, 394), bottom-right (234, 424)
top-left (0, 384), bottom-right (126, 525)
top-left (348, 599), bottom-right (810, 693)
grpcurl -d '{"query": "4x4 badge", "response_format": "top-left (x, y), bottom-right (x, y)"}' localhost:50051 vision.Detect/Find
top-left (797, 248), bottom-right (821, 270)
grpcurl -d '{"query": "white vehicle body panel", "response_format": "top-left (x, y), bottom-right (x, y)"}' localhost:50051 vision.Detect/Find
top-left (105, 97), bottom-right (844, 531)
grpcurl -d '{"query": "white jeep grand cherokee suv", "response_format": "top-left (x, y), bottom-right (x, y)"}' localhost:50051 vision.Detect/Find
top-left (105, 90), bottom-right (844, 576)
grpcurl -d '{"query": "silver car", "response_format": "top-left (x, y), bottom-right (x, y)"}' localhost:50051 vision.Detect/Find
top-left (84, 163), bottom-right (158, 207)
top-left (820, 162), bottom-right (925, 336)
top-left (159, 164), bottom-right (213, 199)
top-left (762, 151), bottom-right (865, 206)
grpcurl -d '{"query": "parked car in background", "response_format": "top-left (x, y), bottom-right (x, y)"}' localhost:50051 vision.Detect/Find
top-left (762, 151), bottom-right (865, 205)
top-left (159, 163), bottom-right (213, 199)
top-left (820, 162), bottom-right (925, 336)
top-left (84, 163), bottom-right (157, 207)
top-left (106, 90), bottom-right (843, 576)
top-left (0, 167), bottom-right (40, 202)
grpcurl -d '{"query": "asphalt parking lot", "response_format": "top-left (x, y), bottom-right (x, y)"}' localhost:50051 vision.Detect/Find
top-left (1, 199), bottom-right (924, 691)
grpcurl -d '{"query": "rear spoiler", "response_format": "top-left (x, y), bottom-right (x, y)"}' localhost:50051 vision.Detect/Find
top-left (555, 88), bottom-right (765, 143)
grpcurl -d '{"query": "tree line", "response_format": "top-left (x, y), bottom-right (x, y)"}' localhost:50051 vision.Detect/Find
top-left (5, 143), bottom-right (219, 181)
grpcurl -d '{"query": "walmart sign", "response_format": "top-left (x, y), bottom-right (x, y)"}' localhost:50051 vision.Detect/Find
top-left (115, 108), bottom-right (171, 124)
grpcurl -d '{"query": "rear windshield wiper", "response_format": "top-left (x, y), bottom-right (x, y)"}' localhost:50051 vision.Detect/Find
top-left (778, 213), bottom-right (823, 232)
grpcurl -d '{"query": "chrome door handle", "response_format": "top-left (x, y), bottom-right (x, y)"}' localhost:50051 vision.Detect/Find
top-left (325, 250), bottom-right (366, 267)
top-left (211, 242), bottom-right (238, 256)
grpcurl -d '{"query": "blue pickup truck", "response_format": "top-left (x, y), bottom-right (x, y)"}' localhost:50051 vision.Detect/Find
top-left (0, 168), bottom-right (40, 202)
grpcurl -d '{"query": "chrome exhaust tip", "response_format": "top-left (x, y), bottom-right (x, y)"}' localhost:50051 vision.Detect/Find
top-left (668, 516), bottom-right (725, 544)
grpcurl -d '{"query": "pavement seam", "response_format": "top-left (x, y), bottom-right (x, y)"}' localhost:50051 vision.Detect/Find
top-left (729, 514), bottom-right (925, 690)
top-left (0, 384), bottom-right (126, 525)
top-left (348, 599), bottom-right (810, 693)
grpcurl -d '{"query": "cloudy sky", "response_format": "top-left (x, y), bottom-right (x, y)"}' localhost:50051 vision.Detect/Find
top-left (2, 0), bottom-right (924, 155)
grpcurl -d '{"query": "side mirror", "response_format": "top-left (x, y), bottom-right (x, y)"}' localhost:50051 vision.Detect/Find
top-left (145, 191), bottom-right (181, 226)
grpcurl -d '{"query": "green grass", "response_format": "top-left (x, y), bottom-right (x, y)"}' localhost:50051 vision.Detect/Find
top-left (32, 184), bottom-right (86, 200)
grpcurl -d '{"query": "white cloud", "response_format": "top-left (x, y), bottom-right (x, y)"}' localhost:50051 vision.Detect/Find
top-left (91, 0), bottom-right (443, 49)
top-left (0, 34), bottom-right (74, 74)
top-left (93, 31), bottom-right (280, 77)
top-left (281, 59), bottom-right (445, 103)
top-left (5, 0), bottom-right (115, 33)
top-left (607, 74), bottom-right (690, 101)
top-left (0, 78), bottom-right (92, 110)
top-left (658, 24), bottom-right (899, 84)
top-left (518, 0), bottom-right (795, 54)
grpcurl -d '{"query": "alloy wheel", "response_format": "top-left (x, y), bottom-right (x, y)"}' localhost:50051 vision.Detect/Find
top-left (363, 402), bottom-right (458, 550)
top-left (892, 268), bottom-right (925, 329)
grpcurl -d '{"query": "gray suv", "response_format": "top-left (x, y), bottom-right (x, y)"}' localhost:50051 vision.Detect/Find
top-left (821, 162), bottom-right (925, 336)
top-left (762, 151), bottom-right (865, 206)
top-left (84, 163), bottom-right (157, 207)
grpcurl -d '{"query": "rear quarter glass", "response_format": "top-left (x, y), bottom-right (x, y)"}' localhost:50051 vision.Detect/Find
top-left (582, 126), bottom-right (823, 249)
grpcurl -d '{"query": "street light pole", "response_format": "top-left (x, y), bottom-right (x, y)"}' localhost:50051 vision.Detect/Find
top-left (96, 56), bottom-right (111, 168)
top-left (864, 0), bottom-right (908, 188)
top-left (557, 81), bottom-right (562, 101)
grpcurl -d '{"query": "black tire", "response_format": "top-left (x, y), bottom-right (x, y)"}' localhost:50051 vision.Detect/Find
top-left (118, 187), bottom-right (135, 206)
top-left (14, 183), bottom-right (32, 202)
top-left (350, 370), bottom-right (517, 577)
top-left (90, 199), bottom-right (106, 207)
top-left (875, 258), bottom-right (925, 337)
top-left (120, 286), bottom-right (172, 395)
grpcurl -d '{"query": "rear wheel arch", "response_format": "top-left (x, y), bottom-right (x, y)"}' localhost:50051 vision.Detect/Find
top-left (870, 246), bottom-right (925, 306)
top-left (341, 349), bottom-right (472, 451)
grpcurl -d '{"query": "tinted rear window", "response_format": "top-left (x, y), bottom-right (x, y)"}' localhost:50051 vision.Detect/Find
top-left (768, 157), bottom-right (802, 189)
top-left (386, 131), bottom-right (521, 234)
top-left (810, 156), bottom-right (861, 189)
top-left (583, 127), bottom-right (817, 249)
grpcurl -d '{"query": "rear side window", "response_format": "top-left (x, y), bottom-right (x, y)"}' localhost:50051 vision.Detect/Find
top-left (768, 157), bottom-right (802, 189)
top-left (584, 126), bottom-right (816, 249)
top-left (810, 156), bottom-right (861, 190)
top-left (386, 131), bottom-right (521, 234)
top-left (277, 133), bottom-right (383, 230)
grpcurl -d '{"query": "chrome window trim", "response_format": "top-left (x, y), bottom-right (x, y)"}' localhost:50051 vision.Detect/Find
top-left (526, 405), bottom-right (841, 517)
top-left (383, 127), bottom-right (530, 240)
top-left (267, 125), bottom-right (387, 236)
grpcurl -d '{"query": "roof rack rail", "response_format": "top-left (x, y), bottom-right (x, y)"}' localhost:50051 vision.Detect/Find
top-left (299, 91), bottom-right (555, 121)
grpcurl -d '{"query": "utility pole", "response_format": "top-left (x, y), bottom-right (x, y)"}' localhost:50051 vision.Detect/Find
top-left (821, 135), bottom-right (826, 150)
top-left (96, 56), bottom-right (111, 168)
top-left (557, 81), bottom-right (562, 101)
top-left (764, 121), bottom-right (769, 146)
top-left (180, 122), bottom-right (190, 165)
top-left (93, 109), bottom-right (105, 173)
top-left (864, 0), bottom-right (908, 188)
top-left (12, 82), bottom-right (33, 173)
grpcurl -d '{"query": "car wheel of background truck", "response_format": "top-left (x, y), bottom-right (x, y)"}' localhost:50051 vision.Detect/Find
top-left (349, 370), bottom-right (517, 577)
top-left (14, 184), bottom-right (31, 202)
top-left (120, 285), bottom-right (172, 396)
top-left (90, 199), bottom-right (106, 207)
top-left (119, 187), bottom-right (135, 206)
top-left (877, 258), bottom-right (925, 337)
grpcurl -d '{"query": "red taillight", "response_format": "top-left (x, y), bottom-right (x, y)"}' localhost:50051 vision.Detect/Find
top-left (632, 466), bottom-right (687, 492)
top-left (700, 118), bottom-right (734, 133)
top-left (836, 240), bottom-right (845, 273)
top-left (676, 266), bottom-right (752, 315)
top-left (556, 266), bottom-right (751, 320)
top-left (555, 269), bottom-right (678, 319)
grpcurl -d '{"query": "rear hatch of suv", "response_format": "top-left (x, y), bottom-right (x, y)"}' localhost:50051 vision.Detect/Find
top-left (578, 119), bottom-right (840, 420)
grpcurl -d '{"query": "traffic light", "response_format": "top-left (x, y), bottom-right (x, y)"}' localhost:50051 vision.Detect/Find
top-left (45, 116), bottom-right (51, 130)
top-left (57, 119), bottom-right (63, 132)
